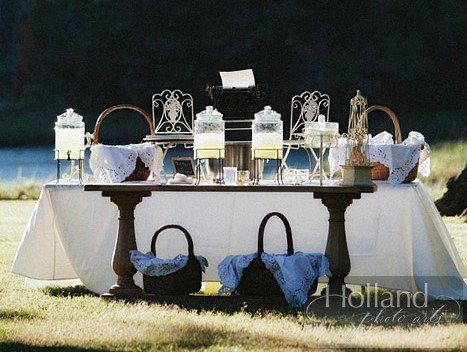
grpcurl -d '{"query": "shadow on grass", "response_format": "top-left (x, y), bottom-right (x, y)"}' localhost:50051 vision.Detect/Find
top-left (144, 294), bottom-right (301, 316)
top-left (0, 308), bottom-right (42, 321)
top-left (41, 285), bottom-right (299, 314)
top-left (42, 285), bottom-right (97, 298)
top-left (0, 343), bottom-right (108, 352)
top-left (0, 325), bottom-right (329, 352)
top-left (39, 286), bottom-right (463, 328)
top-left (160, 323), bottom-right (324, 351)
top-left (143, 295), bottom-right (463, 327)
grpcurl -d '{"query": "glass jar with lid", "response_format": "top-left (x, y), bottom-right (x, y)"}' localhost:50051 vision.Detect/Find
top-left (54, 108), bottom-right (86, 160)
top-left (194, 106), bottom-right (225, 159)
top-left (304, 114), bottom-right (339, 148)
top-left (252, 106), bottom-right (283, 159)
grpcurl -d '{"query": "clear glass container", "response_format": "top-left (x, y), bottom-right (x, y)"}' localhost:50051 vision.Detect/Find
top-left (304, 114), bottom-right (339, 147)
top-left (54, 108), bottom-right (85, 160)
top-left (223, 167), bottom-right (237, 185)
top-left (252, 106), bottom-right (283, 159)
top-left (348, 90), bottom-right (368, 138)
top-left (194, 106), bottom-right (225, 159)
top-left (345, 133), bottom-right (370, 166)
top-left (346, 90), bottom-right (370, 166)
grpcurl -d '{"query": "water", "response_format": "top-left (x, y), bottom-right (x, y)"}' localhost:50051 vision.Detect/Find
top-left (0, 146), bottom-right (312, 181)
top-left (0, 147), bottom-right (60, 181)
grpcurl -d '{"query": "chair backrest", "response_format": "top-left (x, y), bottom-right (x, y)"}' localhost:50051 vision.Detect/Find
top-left (289, 90), bottom-right (330, 139)
top-left (152, 89), bottom-right (194, 136)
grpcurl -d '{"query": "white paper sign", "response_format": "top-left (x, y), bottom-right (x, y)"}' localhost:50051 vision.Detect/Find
top-left (219, 69), bottom-right (255, 88)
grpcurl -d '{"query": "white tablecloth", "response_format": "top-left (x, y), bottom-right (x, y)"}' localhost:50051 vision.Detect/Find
top-left (11, 182), bottom-right (466, 299)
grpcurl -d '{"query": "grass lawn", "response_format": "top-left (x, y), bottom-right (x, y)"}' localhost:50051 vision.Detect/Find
top-left (0, 200), bottom-right (466, 351)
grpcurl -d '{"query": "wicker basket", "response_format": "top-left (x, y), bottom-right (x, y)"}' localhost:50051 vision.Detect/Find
top-left (366, 105), bottom-right (419, 182)
top-left (143, 224), bottom-right (203, 295)
top-left (92, 104), bottom-right (155, 182)
top-left (236, 212), bottom-right (318, 298)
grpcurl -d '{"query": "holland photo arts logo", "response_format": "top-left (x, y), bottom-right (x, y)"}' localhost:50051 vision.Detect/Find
top-left (304, 280), bottom-right (464, 338)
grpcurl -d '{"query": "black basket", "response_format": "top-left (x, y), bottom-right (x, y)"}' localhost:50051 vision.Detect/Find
top-left (143, 225), bottom-right (202, 295)
top-left (236, 212), bottom-right (318, 298)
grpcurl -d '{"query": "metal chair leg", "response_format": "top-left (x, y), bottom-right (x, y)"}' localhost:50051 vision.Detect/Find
top-left (281, 145), bottom-right (292, 169)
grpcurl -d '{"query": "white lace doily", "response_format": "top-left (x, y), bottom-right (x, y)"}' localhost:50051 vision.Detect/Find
top-left (329, 131), bottom-right (431, 184)
top-left (89, 142), bottom-right (163, 183)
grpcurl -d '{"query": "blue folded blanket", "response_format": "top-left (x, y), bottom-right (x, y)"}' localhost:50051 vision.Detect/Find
top-left (130, 250), bottom-right (208, 277)
top-left (218, 252), bottom-right (330, 307)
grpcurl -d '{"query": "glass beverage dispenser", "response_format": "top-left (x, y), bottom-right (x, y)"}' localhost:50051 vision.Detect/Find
top-left (194, 106), bottom-right (225, 184)
top-left (54, 108), bottom-right (89, 182)
top-left (252, 106), bottom-right (283, 159)
top-left (194, 106), bottom-right (225, 159)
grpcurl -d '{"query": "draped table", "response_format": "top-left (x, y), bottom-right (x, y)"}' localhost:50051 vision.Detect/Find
top-left (12, 181), bottom-right (466, 300)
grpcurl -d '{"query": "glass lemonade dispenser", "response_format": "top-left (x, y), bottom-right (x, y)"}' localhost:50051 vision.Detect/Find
top-left (194, 106), bottom-right (225, 159)
top-left (252, 106), bottom-right (283, 159)
top-left (194, 106), bottom-right (225, 183)
top-left (251, 106), bottom-right (283, 184)
top-left (54, 108), bottom-right (89, 182)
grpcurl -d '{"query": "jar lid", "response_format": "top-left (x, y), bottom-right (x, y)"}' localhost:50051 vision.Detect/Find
top-left (57, 108), bottom-right (83, 125)
top-left (196, 106), bottom-right (223, 121)
top-left (254, 106), bottom-right (281, 122)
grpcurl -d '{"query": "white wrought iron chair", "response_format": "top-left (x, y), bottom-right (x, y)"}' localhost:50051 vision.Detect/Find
top-left (144, 89), bottom-right (195, 179)
top-left (283, 90), bottom-right (331, 179)
top-left (148, 89), bottom-right (194, 141)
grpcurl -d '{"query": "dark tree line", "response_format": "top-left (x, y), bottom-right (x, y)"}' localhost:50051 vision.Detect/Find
top-left (0, 0), bottom-right (465, 146)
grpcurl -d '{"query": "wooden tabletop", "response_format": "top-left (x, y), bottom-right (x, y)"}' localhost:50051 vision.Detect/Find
top-left (84, 183), bottom-right (377, 194)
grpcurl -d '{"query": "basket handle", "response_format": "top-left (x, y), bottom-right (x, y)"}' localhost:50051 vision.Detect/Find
top-left (366, 105), bottom-right (402, 144)
top-left (92, 104), bottom-right (155, 144)
top-left (151, 224), bottom-right (195, 259)
top-left (257, 212), bottom-right (294, 256)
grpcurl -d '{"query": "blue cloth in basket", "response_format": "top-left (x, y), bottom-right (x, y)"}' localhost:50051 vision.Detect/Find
top-left (130, 250), bottom-right (208, 277)
top-left (217, 252), bottom-right (330, 307)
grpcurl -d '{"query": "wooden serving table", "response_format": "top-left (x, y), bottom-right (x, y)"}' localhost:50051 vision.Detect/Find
top-left (84, 183), bottom-right (377, 299)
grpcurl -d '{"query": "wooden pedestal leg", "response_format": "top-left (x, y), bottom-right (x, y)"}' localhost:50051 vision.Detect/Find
top-left (102, 191), bottom-right (151, 298)
top-left (314, 193), bottom-right (358, 297)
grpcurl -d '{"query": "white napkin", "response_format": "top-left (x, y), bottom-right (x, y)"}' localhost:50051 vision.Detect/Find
top-left (369, 131), bottom-right (394, 145)
top-left (90, 142), bottom-right (163, 183)
top-left (167, 173), bottom-right (194, 185)
top-left (403, 131), bottom-right (431, 177)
